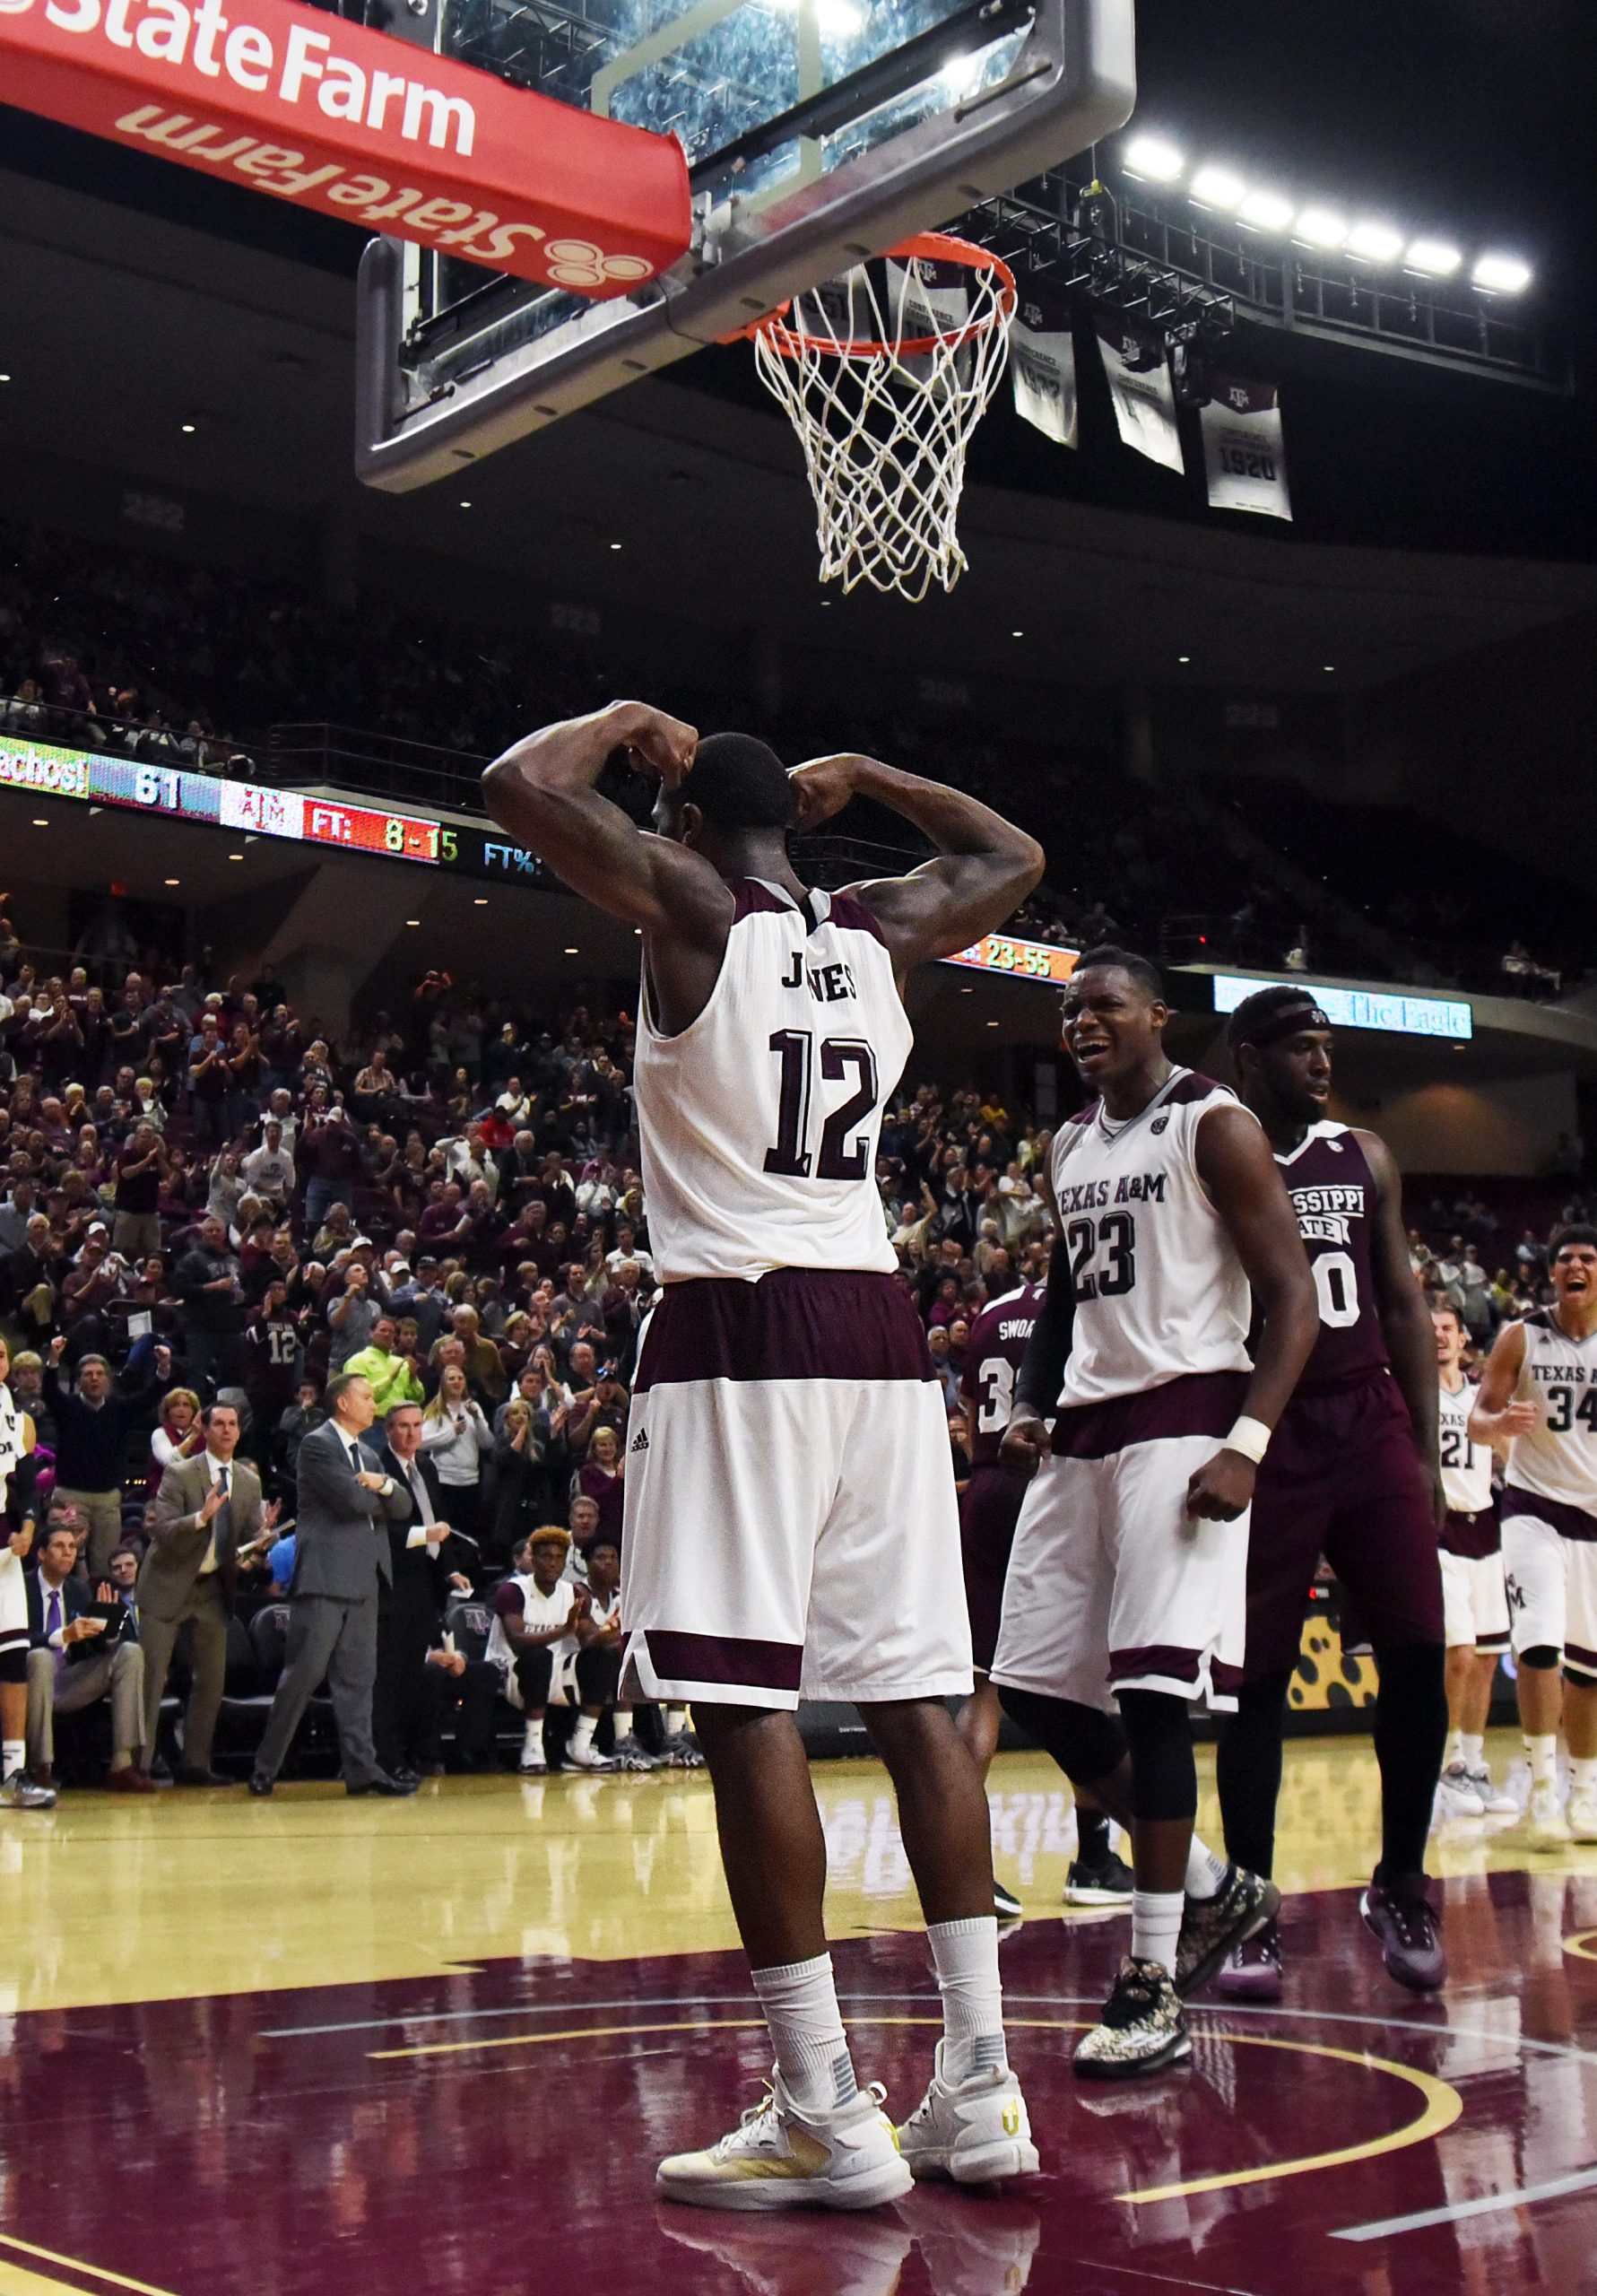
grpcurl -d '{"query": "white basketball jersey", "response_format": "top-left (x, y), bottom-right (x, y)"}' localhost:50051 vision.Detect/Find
top-left (634, 879), bottom-right (911, 1283)
top-left (1048, 1068), bottom-right (1254, 1408)
top-left (1438, 1377), bottom-right (1494, 1515)
top-left (1505, 1310), bottom-right (1597, 1521)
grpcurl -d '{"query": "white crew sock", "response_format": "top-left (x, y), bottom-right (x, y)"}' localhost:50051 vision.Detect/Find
top-left (751, 1954), bottom-right (857, 2116)
top-left (522, 1721), bottom-right (543, 1761)
top-left (1530, 1735), bottom-right (1559, 1789)
top-left (1571, 1756), bottom-right (1597, 1800)
top-left (570, 1714), bottom-right (596, 1755)
top-left (1460, 1733), bottom-right (1485, 1771)
top-left (926, 1917), bottom-right (1007, 2084)
top-left (1446, 1727), bottom-right (1466, 1768)
top-left (2, 1740), bottom-right (23, 1783)
top-left (1132, 1889), bottom-right (1185, 1976)
top-left (612, 1710), bottom-right (634, 1744)
top-left (663, 1704), bottom-right (688, 1740)
top-left (1185, 1836), bottom-right (1228, 1900)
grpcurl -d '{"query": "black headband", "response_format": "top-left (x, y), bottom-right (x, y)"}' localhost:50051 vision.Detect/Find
top-left (1236, 1001), bottom-right (1332, 1051)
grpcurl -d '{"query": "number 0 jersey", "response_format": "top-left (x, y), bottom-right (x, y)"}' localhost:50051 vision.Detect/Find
top-left (1271, 1121), bottom-right (1391, 1394)
top-left (961, 1282), bottom-right (1044, 1465)
top-left (1504, 1309), bottom-right (1597, 1525)
top-left (634, 877), bottom-right (911, 1283)
top-left (1048, 1068), bottom-right (1254, 1409)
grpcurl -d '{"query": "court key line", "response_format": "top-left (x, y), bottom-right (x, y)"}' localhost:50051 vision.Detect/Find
top-left (0, 2237), bottom-right (176, 2296)
top-left (369, 2011), bottom-right (1461, 2204)
top-left (1331, 2162), bottom-right (1597, 2241)
top-left (1561, 1928), bottom-right (1597, 1961)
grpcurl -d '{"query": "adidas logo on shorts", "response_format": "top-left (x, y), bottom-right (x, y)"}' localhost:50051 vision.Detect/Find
top-left (630, 1428), bottom-right (650, 1454)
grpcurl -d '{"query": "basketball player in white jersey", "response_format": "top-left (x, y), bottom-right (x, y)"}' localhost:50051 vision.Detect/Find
top-left (1432, 1302), bottom-right (1517, 1819)
top-left (1471, 1227), bottom-right (1597, 1846)
top-left (991, 949), bottom-right (1318, 2076)
top-left (486, 702), bottom-right (1045, 2206)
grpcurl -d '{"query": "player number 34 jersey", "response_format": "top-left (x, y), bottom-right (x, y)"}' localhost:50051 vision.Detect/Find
top-left (634, 878), bottom-right (912, 1283)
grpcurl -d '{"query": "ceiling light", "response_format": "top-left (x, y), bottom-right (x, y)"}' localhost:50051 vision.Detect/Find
top-left (0, 374), bottom-right (11, 384)
top-left (164, 877), bottom-right (180, 886)
top-left (1237, 190), bottom-right (1295, 232)
top-left (228, 852), bottom-right (244, 861)
top-left (459, 500), bottom-right (472, 509)
top-left (1011, 629), bottom-right (1024, 638)
top-left (1346, 221), bottom-right (1403, 263)
top-left (1323, 665), bottom-right (1335, 673)
top-left (31, 817), bottom-right (48, 827)
top-left (1124, 135), bottom-right (1184, 183)
top-left (405, 918), bottom-right (421, 926)
top-left (180, 422), bottom-right (195, 434)
top-left (1404, 238), bottom-right (1462, 276)
top-left (564, 946), bottom-right (579, 954)
top-left (985, 1020), bottom-right (1000, 1028)
top-left (1472, 252), bottom-right (1532, 294)
top-left (1189, 166), bottom-right (1245, 211)
top-left (609, 542), bottom-right (623, 552)
top-left (473, 897), bottom-right (488, 906)
top-left (1293, 207), bottom-right (1349, 249)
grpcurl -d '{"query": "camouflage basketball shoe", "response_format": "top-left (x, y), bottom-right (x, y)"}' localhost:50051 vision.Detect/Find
top-left (1175, 1864), bottom-right (1281, 1999)
top-left (1072, 1958), bottom-right (1191, 2081)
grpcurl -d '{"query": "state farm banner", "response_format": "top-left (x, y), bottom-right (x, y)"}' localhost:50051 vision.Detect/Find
top-left (1095, 317), bottom-right (1183, 474)
top-left (1010, 282), bottom-right (1077, 448)
top-left (0, 0), bottom-right (690, 294)
top-left (1201, 375), bottom-right (1293, 520)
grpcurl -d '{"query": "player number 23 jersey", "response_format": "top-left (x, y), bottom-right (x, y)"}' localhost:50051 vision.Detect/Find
top-left (634, 879), bottom-right (912, 1283)
top-left (1048, 1068), bottom-right (1254, 1408)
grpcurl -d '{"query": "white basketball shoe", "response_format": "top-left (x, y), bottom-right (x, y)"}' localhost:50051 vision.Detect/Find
top-left (656, 2074), bottom-right (913, 2212)
top-left (894, 2042), bottom-right (1038, 2184)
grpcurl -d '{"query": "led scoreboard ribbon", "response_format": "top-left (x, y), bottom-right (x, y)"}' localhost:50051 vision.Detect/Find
top-left (944, 932), bottom-right (1080, 984)
top-left (1211, 970), bottom-right (1473, 1042)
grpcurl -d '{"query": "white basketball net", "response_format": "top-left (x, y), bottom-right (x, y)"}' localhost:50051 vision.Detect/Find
top-left (751, 242), bottom-right (1015, 604)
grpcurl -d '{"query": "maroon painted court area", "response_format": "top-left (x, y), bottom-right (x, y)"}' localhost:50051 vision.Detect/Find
top-left (4, 1876), bottom-right (1597, 2296)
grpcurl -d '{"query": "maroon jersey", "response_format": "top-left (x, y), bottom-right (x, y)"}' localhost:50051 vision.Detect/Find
top-left (1272, 1122), bottom-right (1391, 1394)
top-left (959, 1283), bottom-right (1043, 1466)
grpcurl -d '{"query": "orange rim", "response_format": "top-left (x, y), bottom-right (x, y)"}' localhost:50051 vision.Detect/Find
top-left (733, 233), bottom-right (1016, 359)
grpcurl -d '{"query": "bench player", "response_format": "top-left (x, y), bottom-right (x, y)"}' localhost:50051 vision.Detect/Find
top-left (958, 1277), bottom-right (1132, 1916)
top-left (1433, 1300), bottom-right (1517, 1818)
top-left (1213, 987), bottom-right (1448, 1999)
top-left (486, 703), bottom-right (1044, 2206)
top-left (1471, 1226), bottom-right (1597, 1847)
top-left (991, 949), bottom-right (1318, 2078)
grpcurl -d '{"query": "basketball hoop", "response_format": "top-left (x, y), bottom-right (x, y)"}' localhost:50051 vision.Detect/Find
top-left (742, 234), bottom-right (1016, 604)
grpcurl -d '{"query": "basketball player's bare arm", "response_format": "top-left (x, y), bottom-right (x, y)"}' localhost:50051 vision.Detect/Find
top-left (1189, 1106), bottom-right (1320, 1521)
top-left (999, 1170), bottom-right (1072, 1477)
top-left (1470, 1321), bottom-right (1538, 1449)
top-left (789, 754), bottom-right (1045, 973)
top-left (1358, 1129), bottom-right (1445, 1519)
top-left (483, 699), bottom-right (733, 940)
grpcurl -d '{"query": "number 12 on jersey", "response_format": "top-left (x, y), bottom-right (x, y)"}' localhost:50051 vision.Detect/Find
top-left (763, 1030), bottom-right (881, 1182)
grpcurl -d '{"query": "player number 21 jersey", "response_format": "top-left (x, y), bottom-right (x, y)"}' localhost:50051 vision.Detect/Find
top-left (1047, 1068), bottom-right (1254, 1408)
top-left (634, 878), bottom-right (912, 1283)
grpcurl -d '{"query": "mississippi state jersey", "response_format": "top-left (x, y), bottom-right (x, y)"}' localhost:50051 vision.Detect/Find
top-left (1048, 1069), bottom-right (1254, 1408)
top-left (1272, 1122), bottom-right (1390, 1393)
top-left (634, 878), bottom-right (911, 1283)
top-left (1504, 1309), bottom-right (1597, 1523)
top-left (961, 1283), bottom-right (1043, 1465)
top-left (1438, 1377), bottom-right (1494, 1515)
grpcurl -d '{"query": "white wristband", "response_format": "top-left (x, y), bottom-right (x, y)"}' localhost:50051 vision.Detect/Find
top-left (1225, 1415), bottom-right (1272, 1465)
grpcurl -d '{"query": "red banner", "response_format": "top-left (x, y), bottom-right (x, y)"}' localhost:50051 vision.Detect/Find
top-left (0, 0), bottom-right (691, 295)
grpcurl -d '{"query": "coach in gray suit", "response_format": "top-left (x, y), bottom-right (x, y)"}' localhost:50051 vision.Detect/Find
top-left (142, 1396), bottom-right (275, 1783)
top-left (250, 1372), bottom-right (416, 1796)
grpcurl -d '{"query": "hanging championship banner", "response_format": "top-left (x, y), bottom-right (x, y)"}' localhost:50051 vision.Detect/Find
top-left (1202, 376), bottom-right (1293, 520)
top-left (1011, 283), bottom-right (1077, 448)
top-left (1095, 317), bottom-right (1183, 474)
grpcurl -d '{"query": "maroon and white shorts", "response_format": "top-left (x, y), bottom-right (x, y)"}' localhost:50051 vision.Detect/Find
top-left (991, 1371), bottom-right (1251, 1714)
top-left (621, 1269), bottom-right (971, 1711)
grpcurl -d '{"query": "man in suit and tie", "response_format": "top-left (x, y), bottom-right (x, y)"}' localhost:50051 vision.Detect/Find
top-left (375, 1400), bottom-right (490, 1778)
top-left (142, 1399), bottom-right (276, 1785)
top-left (25, 1521), bottom-right (154, 1792)
top-left (250, 1372), bottom-right (416, 1796)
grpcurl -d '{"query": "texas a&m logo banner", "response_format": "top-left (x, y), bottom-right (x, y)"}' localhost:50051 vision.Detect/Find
top-left (1200, 375), bottom-right (1293, 521)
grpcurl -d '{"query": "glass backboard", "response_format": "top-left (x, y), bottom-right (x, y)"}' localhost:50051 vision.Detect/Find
top-left (355, 0), bottom-right (1134, 490)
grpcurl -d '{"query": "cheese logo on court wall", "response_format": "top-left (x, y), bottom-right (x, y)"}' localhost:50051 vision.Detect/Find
top-left (0, 0), bottom-right (690, 291)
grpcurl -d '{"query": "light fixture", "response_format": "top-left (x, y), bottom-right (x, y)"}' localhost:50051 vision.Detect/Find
top-left (1472, 252), bottom-right (1532, 294)
top-left (228, 852), bottom-right (244, 861)
top-left (473, 896), bottom-right (488, 906)
top-left (960, 986), bottom-right (974, 996)
top-left (31, 817), bottom-right (48, 827)
top-left (1124, 134), bottom-right (1184, 183)
top-left (1404, 238), bottom-right (1462, 276)
top-left (164, 877), bottom-right (180, 886)
top-left (1323, 665), bottom-right (1335, 673)
top-left (1011, 629), bottom-right (1024, 639)
top-left (1293, 207), bottom-right (1349, 249)
top-left (180, 422), bottom-right (195, 434)
top-left (1345, 221), bottom-right (1404, 263)
top-left (564, 946), bottom-right (579, 955)
top-left (0, 373), bottom-right (11, 384)
top-left (634, 927), bottom-right (643, 936)
top-left (1189, 165), bottom-right (1246, 211)
top-left (985, 1020), bottom-right (1000, 1028)
top-left (1177, 655), bottom-right (1191, 665)
top-left (459, 500), bottom-right (473, 509)
top-left (609, 542), bottom-right (623, 552)
top-left (405, 918), bottom-right (421, 926)
top-left (1237, 189), bottom-right (1295, 232)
